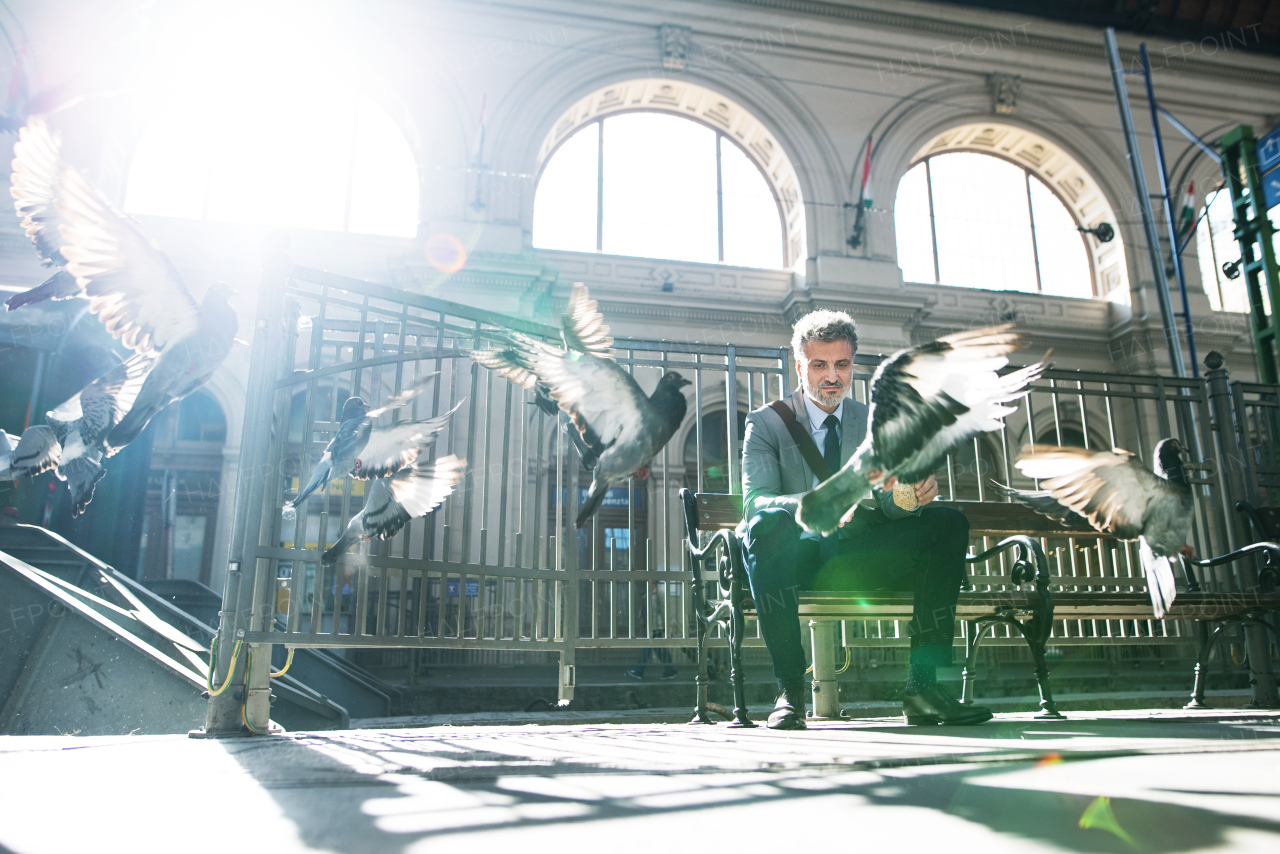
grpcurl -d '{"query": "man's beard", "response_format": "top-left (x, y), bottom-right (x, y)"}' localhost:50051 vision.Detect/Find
top-left (803, 376), bottom-right (845, 409)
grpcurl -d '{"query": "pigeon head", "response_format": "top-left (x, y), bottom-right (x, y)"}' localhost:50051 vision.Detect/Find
top-left (1154, 438), bottom-right (1190, 486)
top-left (649, 372), bottom-right (691, 427)
top-left (659, 371), bottom-right (691, 390)
top-left (202, 282), bottom-right (234, 305)
top-left (341, 397), bottom-right (370, 421)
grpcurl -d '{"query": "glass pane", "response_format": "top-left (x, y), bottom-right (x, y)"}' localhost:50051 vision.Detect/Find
top-left (1199, 188), bottom-right (1248, 313)
top-left (929, 152), bottom-right (1038, 292)
top-left (532, 122), bottom-right (599, 253)
top-left (348, 97), bottom-right (419, 238)
top-left (601, 112), bottom-right (718, 263)
top-left (205, 89), bottom-right (353, 231)
top-left (172, 516), bottom-right (207, 581)
top-left (720, 140), bottom-right (783, 269)
top-left (894, 162), bottom-right (936, 284)
top-left (124, 104), bottom-right (215, 219)
top-left (1030, 176), bottom-right (1092, 297)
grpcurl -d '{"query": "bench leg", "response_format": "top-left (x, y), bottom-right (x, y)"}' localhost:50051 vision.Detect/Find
top-left (961, 619), bottom-right (992, 705)
top-left (1027, 635), bottom-right (1064, 719)
top-left (689, 585), bottom-right (715, 725)
top-left (724, 605), bottom-right (754, 727)
top-left (809, 620), bottom-right (842, 720)
top-left (1185, 620), bottom-right (1220, 709)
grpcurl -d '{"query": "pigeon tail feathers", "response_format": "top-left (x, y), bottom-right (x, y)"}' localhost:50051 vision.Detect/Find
top-left (1139, 538), bottom-right (1178, 619)
top-left (4, 269), bottom-right (78, 311)
top-left (797, 466), bottom-right (871, 535)
top-left (576, 481), bottom-right (611, 528)
top-left (61, 455), bottom-right (106, 516)
top-left (289, 458), bottom-right (333, 510)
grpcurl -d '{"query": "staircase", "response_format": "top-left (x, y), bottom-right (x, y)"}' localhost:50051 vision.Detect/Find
top-left (0, 524), bottom-right (397, 732)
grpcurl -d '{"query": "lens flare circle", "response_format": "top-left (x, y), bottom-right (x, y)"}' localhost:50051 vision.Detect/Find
top-left (425, 233), bottom-right (466, 273)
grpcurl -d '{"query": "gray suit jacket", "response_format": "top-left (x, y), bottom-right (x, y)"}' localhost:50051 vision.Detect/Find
top-left (740, 388), bottom-right (917, 528)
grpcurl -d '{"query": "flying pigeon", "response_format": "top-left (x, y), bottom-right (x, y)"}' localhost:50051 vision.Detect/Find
top-left (5, 117), bottom-right (239, 452)
top-left (286, 384), bottom-right (459, 515)
top-left (992, 438), bottom-right (1194, 618)
top-left (468, 284), bottom-right (690, 527)
top-left (44, 353), bottom-right (154, 515)
top-left (472, 283), bottom-right (613, 470)
top-left (322, 454), bottom-right (467, 564)
top-left (5, 116), bottom-right (78, 311)
top-left (0, 426), bottom-right (60, 481)
top-left (797, 325), bottom-right (1048, 535)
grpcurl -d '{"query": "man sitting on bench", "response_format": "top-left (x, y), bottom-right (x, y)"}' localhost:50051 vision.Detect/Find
top-left (741, 310), bottom-right (992, 729)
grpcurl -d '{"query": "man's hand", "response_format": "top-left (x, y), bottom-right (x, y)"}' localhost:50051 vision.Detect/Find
top-left (913, 475), bottom-right (939, 507)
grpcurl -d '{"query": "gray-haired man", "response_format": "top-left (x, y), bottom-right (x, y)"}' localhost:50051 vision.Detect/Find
top-left (740, 310), bottom-right (991, 729)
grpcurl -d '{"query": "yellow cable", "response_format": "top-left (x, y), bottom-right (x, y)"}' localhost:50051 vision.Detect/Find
top-left (805, 648), bottom-right (853, 675)
top-left (206, 639), bottom-right (243, 697)
top-left (241, 703), bottom-right (268, 736)
top-left (835, 647), bottom-right (852, 675)
top-left (269, 647), bottom-right (295, 679)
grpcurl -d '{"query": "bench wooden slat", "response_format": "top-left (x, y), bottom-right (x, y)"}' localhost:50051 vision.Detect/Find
top-left (693, 493), bottom-right (744, 529)
top-left (693, 493), bottom-right (1101, 537)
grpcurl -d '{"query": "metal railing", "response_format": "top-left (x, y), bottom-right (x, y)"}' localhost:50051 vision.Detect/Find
top-left (211, 258), bottom-right (1276, 728)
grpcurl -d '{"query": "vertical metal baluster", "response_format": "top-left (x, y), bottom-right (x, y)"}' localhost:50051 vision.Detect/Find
top-left (478, 367), bottom-right (493, 566)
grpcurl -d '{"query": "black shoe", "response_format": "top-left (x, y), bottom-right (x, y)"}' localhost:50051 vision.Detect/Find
top-left (767, 680), bottom-right (808, 730)
top-left (625, 669), bottom-right (643, 680)
top-left (903, 683), bottom-right (993, 725)
top-left (660, 668), bottom-right (678, 680)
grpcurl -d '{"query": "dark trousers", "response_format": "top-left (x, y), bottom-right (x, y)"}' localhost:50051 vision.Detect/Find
top-left (742, 505), bottom-right (969, 686)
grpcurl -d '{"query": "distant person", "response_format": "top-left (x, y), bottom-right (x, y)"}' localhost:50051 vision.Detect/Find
top-left (626, 581), bottom-right (677, 680)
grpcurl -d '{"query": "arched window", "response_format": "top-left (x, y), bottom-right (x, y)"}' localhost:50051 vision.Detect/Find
top-left (894, 124), bottom-right (1126, 301)
top-left (895, 152), bottom-right (1093, 297)
top-left (534, 113), bottom-right (783, 268)
top-left (125, 90), bottom-right (418, 237)
top-left (532, 79), bottom-right (806, 269)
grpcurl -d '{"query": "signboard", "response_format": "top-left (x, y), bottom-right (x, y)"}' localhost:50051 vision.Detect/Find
top-left (1264, 167), bottom-right (1280, 212)
top-left (445, 580), bottom-right (480, 598)
top-left (1258, 126), bottom-right (1280, 174)
top-left (551, 487), bottom-right (643, 509)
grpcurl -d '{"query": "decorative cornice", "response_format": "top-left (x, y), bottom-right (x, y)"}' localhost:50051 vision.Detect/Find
top-left (722, 0), bottom-right (1280, 87)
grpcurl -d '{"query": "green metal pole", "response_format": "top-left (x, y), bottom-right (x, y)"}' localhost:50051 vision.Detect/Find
top-left (1219, 125), bottom-right (1280, 384)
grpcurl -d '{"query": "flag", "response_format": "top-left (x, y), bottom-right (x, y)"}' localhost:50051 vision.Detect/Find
top-left (860, 138), bottom-right (872, 209)
top-left (1177, 181), bottom-right (1196, 240)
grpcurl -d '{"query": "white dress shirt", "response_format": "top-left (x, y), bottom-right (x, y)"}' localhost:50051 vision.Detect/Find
top-left (802, 394), bottom-right (844, 489)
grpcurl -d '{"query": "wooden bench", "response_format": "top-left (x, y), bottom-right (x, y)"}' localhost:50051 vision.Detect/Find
top-left (680, 488), bottom-right (1280, 726)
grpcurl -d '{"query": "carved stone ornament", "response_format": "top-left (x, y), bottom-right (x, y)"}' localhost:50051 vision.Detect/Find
top-left (660, 24), bottom-right (692, 71)
top-left (987, 73), bottom-right (1021, 115)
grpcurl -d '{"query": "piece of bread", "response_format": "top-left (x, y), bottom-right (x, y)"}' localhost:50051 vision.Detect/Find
top-left (892, 482), bottom-right (918, 511)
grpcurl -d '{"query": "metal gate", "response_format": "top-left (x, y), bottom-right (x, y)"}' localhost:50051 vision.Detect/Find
top-left (204, 254), bottom-right (1276, 734)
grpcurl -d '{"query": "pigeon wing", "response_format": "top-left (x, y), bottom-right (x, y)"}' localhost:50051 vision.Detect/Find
top-left (560, 282), bottom-right (613, 357)
top-left (1014, 446), bottom-right (1170, 539)
top-left (354, 403), bottom-right (460, 480)
top-left (987, 481), bottom-right (1093, 529)
top-left (56, 164), bottom-right (200, 355)
top-left (469, 337), bottom-right (542, 390)
top-left (10, 116), bottom-right (68, 267)
top-left (519, 337), bottom-right (650, 458)
top-left (48, 353), bottom-right (154, 442)
top-left (869, 325), bottom-right (1044, 482)
top-left (10, 425), bottom-right (61, 478)
top-left (386, 454), bottom-right (467, 519)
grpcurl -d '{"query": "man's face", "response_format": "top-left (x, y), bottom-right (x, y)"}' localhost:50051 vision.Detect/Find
top-left (797, 338), bottom-right (854, 410)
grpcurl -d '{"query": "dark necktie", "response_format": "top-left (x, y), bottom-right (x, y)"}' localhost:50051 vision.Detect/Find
top-left (822, 413), bottom-right (841, 476)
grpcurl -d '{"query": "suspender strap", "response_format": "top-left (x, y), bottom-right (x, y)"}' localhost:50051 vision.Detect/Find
top-left (768, 399), bottom-right (833, 483)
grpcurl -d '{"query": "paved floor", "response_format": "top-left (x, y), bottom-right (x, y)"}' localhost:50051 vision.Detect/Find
top-left (2, 709), bottom-right (1279, 853)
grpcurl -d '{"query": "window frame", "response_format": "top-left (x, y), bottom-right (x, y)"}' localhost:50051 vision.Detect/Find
top-left (904, 150), bottom-right (1098, 298)
top-left (534, 109), bottom-right (790, 267)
